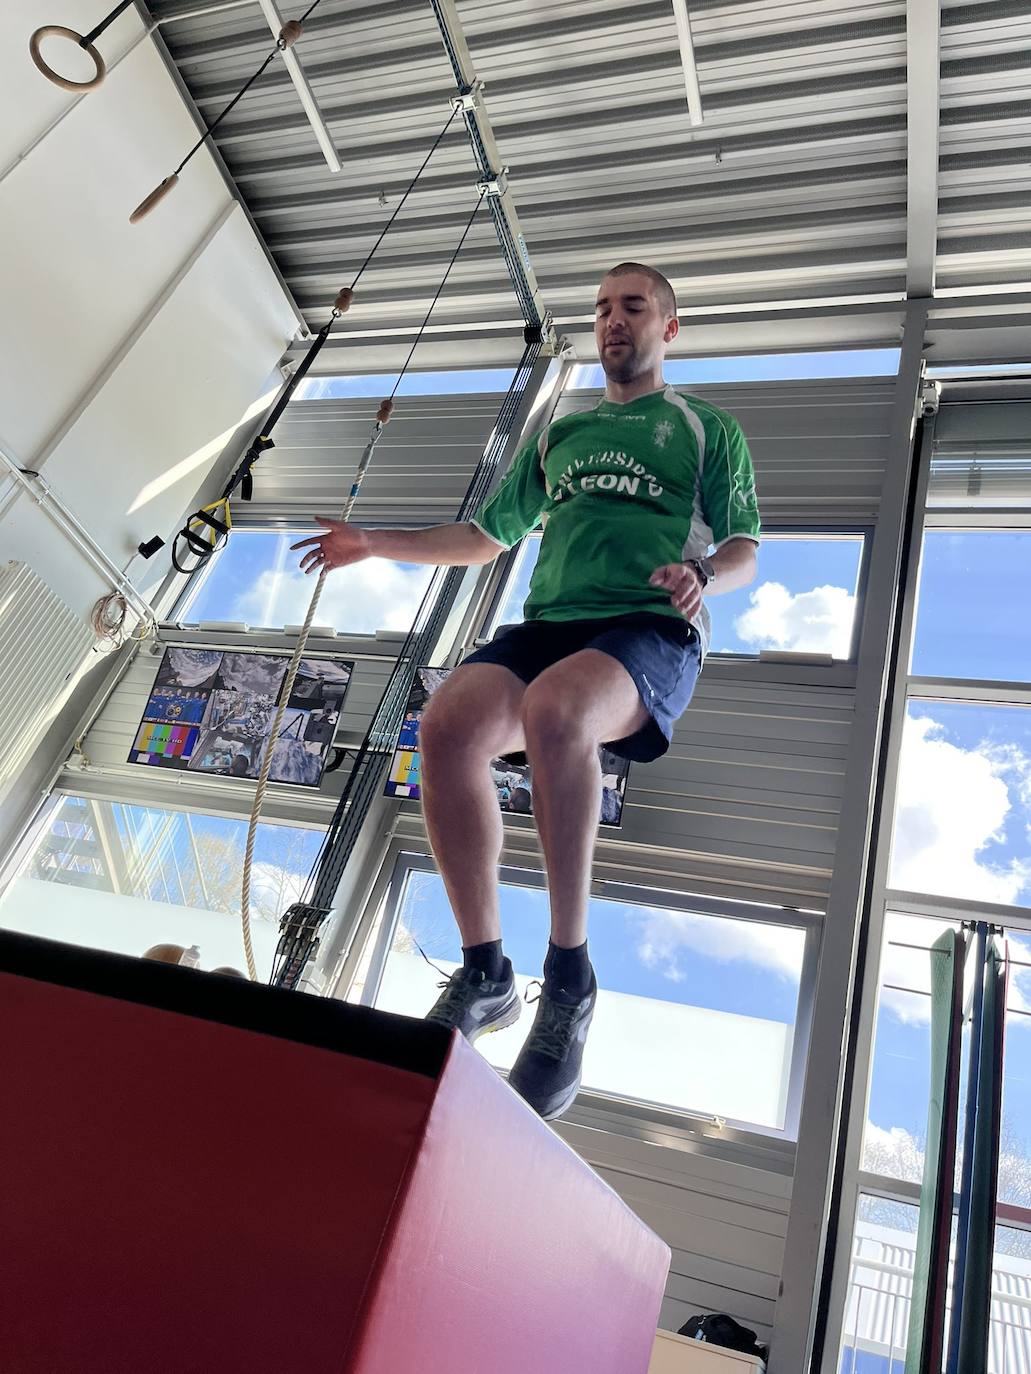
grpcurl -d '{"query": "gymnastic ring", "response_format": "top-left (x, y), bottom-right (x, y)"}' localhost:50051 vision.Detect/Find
top-left (29, 26), bottom-right (106, 92)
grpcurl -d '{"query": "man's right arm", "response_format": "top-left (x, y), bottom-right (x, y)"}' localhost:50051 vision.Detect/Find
top-left (292, 518), bottom-right (501, 575)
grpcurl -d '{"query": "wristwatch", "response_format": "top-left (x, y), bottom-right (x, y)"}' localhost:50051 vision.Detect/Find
top-left (687, 556), bottom-right (715, 589)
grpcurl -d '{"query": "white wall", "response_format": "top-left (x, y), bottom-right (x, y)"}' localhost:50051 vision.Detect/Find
top-left (0, 4), bottom-right (298, 852)
top-left (0, 2), bottom-right (297, 620)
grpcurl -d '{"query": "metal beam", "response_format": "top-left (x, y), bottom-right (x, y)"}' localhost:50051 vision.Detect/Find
top-left (770, 300), bottom-right (929, 1374)
top-left (905, 0), bottom-right (941, 296)
top-left (254, 0), bottom-right (341, 173)
top-left (671, 0), bottom-right (704, 126)
top-left (428, 0), bottom-right (552, 342)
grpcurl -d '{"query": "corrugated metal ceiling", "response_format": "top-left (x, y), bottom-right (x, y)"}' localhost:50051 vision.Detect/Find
top-left (148, 0), bottom-right (1031, 367)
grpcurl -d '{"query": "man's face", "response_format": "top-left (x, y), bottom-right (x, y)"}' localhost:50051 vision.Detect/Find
top-left (594, 272), bottom-right (678, 383)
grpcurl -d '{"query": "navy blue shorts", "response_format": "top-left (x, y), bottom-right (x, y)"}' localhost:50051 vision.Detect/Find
top-left (460, 612), bottom-right (702, 762)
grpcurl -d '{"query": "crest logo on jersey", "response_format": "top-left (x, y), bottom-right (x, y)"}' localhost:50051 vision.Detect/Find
top-left (654, 419), bottom-right (674, 449)
top-left (733, 477), bottom-right (757, 511)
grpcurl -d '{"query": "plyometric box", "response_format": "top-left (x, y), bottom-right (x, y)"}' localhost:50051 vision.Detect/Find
top-left (0, 929), bottom-right (670, 1374)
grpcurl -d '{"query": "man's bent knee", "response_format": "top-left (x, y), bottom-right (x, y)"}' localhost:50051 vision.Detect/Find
top-left (521, 681), bottom-right (594, 754)
top-left (421, 667), bottom-right (525, 763)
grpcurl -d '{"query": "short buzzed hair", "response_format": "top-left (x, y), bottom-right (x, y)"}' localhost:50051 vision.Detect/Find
top-left (604, 262), bottom-right (677, 320)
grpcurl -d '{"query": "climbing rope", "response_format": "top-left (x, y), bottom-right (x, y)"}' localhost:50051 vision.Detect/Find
top-left (238, 185), bottom-right (484, 980)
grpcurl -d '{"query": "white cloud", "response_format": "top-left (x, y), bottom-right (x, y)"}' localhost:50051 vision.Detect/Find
top-left (233, 558), bottom-right (434, 636)
top-left (863, 1122), bottom-right (925, 1182)
top-left (248, 859), bottom-right (306, 921)
top-left (891, 714), bottom-right (1031, 906)
top-left (635, 906), bottom-right (805, 984)
top-left (733, 581), bottom-right (855, 657)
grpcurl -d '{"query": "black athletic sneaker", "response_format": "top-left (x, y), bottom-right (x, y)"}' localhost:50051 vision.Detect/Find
top-left (507, 973), bottom-right (597, 1121)
top-left (425, 959), bottom-right (522, 1043)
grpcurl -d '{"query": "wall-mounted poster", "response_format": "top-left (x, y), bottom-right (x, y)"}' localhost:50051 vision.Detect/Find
top-left (384, 666), bottom-right (631, 827)
top-left (129, 647), bottom-right (352, 789)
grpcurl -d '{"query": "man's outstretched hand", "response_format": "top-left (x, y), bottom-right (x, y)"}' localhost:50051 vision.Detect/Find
top-left (292, 517), bottom-right (371, 575)
top-left (649, 562), bottom-right (703, 618)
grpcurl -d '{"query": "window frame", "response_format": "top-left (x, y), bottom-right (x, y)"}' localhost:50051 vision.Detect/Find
top-left (354, 850), bottom-right (821, 1142)
top-left (475, 523), bottom-right (874, 664)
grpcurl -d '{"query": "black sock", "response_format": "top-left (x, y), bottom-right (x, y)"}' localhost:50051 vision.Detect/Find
top-left (463, 939), bottom-right (505, 982)
top-left (544, 940), bottom-right (592, 997)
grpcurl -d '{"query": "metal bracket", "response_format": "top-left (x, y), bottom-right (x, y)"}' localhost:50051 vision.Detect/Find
top-left (920, 378), bottom-right (941, 416)
top-left (449, 79), bottom-right (484, 114)
top-left (476, 168), bottom-right (509, 198)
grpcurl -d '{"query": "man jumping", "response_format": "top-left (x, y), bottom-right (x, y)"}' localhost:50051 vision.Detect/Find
top-left (295, 263), bottom-right (761, 1121)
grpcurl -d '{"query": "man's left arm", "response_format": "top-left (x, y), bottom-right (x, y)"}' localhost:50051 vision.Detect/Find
top-left (650, 537), bottom-right (757, 618)
top-left (650, 407), bottom-right (761, 618)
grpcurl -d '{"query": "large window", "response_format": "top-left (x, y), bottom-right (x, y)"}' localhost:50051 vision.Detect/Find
top-left (836, 418), bottom-right (1031, 1369)
top-left (354, 859), bottom-right (815, 1134)
top-left (485, 530), bottom-right (866, 660)
top-left (175, 530), bottom-right (434, 637)
top-left (911, 531), bottom-right (1031, 682)
top-left (0, 795), bottom-right (321, 980)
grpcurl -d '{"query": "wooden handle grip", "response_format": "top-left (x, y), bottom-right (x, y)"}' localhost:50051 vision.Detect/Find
top-left (377, 399), bottom-right (394, 424)
top-left (334, 287), bottom-right (354, 313)
top-left (129, 174), bottom-right (180, 224)
top-left (279, 19), bottom-right (303, 46)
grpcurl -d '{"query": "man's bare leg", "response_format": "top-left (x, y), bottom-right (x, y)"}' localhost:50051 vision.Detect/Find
top-left (506, 649), bottom-right (649, 1119)
top-left (419, 663), bottom-right (527, 948)
top-left (521, 649), bottom-right (649, 949)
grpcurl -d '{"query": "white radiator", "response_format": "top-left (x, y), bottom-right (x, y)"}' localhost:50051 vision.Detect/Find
top-left (0, 561), bottom-right (95, 794)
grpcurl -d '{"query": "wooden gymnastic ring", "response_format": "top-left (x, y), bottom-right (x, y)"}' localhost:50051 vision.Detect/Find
top-left (334, 287), bottom-right (354, 313)
top-left (129, 174), bottom-right (180, 224)
top-left (279, 19), bottom-right (303, 47)
top-left (376, 399), bottom-right (394, 424)
top-left (29, 26), bottom-right (106, 92)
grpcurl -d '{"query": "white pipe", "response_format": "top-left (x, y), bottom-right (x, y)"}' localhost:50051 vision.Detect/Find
top-left (671, 0), bottom-right (704, 126)
top-left (255, 0), bottom-right (341, 173)
top-left (0, 443), bottom-right (158, 633)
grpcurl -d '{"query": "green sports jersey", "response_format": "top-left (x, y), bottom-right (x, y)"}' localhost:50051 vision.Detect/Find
top-left (472, 384), bottom-right (761, 656)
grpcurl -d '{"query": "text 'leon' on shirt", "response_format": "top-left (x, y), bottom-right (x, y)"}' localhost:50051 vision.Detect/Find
top-left (471, 384), bottom-right (761, 656)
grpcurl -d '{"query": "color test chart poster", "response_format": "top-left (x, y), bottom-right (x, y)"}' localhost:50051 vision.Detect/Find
top-left (129, 646), bottom-right (353, 789)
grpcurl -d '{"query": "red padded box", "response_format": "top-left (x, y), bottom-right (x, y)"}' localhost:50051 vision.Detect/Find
top-left (0, 929), bottom-right (670, 1373)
